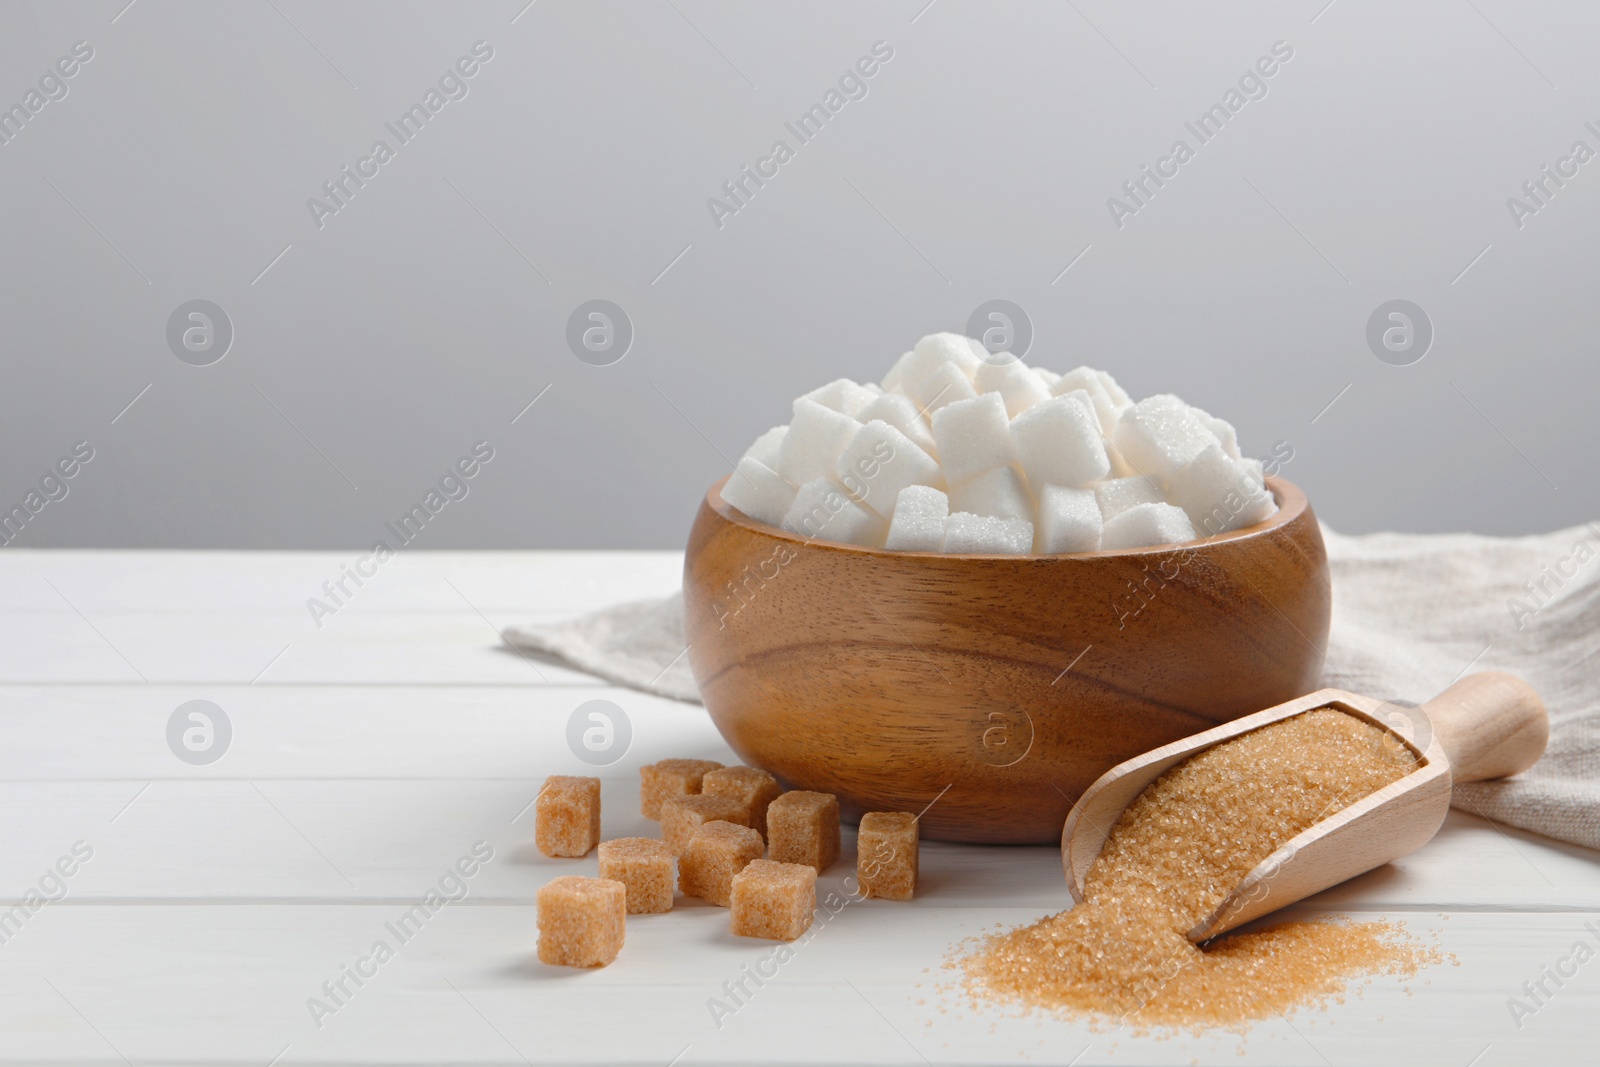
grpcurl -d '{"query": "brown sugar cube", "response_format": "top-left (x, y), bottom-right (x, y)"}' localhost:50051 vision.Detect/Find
top-left (660, 795), bottom-right (748, 854)
top-left (535, 775), bottom-right (600, 858)
top-left (701, 766), bottom-right (783, 839)
top-left (766, 791), bottom-right (839, 873)
top-left (730, 859), bottom-right (816, 941)
top-left (857, 812), bottom-right (919, 900)
top-left (679, 821), bottom-right (764, 907)
top-left (536, 876), bottom-right (625, 967)
top-left (598, 837), bottom-right (675, 914)
top-left (640, 758), bottom-right (724, 820)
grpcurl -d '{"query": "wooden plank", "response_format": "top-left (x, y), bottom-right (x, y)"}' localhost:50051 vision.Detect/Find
top-left (0, 687), bottom-right (1593, 911)
top-left (0, 613), bottom-right (610, 686)
top-left (0, 551), bottom-right (684, 616)
top-left (0, 774), bottom-right (1591, 912)
top-left (0, 906), bottom-right (1593, 1065)
top-left (0, 686), bottom-right (711, 779)
top-left (0, 550), bottom-right (679, 686)
top-left (1, 776), bottom-right (1595, 914)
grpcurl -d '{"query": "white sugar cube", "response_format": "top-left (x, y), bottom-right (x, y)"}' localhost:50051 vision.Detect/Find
top-left (777, 399), bottom-right (859, 485)
top-left (1052, 385), bottom-right (1118, 466)
top-left (1112, 395), bottom-right (1218, 482)
top-left (931, 393), bottom-right (1014, 485)
top-left (1104, 448), bottom-right (1138, 480)
top-left (1053, 367), bottom-right (1126, 436)
top-left (911, 361), bottom-right (978, 414)
top-left (943, 512), bottom-right (1034, 554)
top-left (1036, 485), bottom-right (1103, 554)
top-left (1011, 395), bottom-right (1110, 489)
top-left (1034, 367), bottom-right (1062, 387)
top-left (836, 421), bottom-right (942, 519)
top-left (1095, 476), bottom-right (1165, 521)
top-left (781, 478), bottom-right (885, 546)
top-left (1096, 369), bottom-right (1133, 409)
top-left (972, 359), bottom-right (1010, 391)
top-left (974, 359), bottom-right (1052, 417)
top-left (1242, 457), bottom-right (1266, 483)
top-left (891, 334), bottom-right (981, 403)
top-left (801, 378), bottom-right (878, 418)
top-left (913, 332), bottom-right (983, 376)
top-left (884, 485), bottom-right (949, 552)
top-left (744, 426), bottom-right (787, 468)
top-left (1101, 502), bottom-right (1197, 551)
top-left (1167, 444), bottom-right (1276, 536)
top-left (721, 457), bottom-right (797, 527)
top-left (1054, 387), bottom-right (1097, 419)
top-left (858, 392), bottom-right (938, 456)
top-left (1194, 409), bottom-right (1241, 459)
top-left (949, 465), bottom-right (1031, 520)
top-left (882, 351), bottom-right (915, 393)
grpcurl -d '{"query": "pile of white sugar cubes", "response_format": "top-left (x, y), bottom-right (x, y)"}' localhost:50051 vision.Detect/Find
top-left (721, 333), bottom-right (1276, 554)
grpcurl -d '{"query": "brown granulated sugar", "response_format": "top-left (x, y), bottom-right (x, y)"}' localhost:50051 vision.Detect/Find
top-left (958, 708), bottom-right (1442, 1031)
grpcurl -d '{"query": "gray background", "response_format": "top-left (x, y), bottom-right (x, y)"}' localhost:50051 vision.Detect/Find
top-left (2, 0), bottom-right (1594, 549)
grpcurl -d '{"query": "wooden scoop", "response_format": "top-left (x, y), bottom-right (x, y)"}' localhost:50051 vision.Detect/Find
top-left (1061, 671), bottom-right (1548, 942)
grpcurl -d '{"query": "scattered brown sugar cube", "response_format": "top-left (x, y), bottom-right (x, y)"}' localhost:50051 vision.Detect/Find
top-left (660, 795), bottom-right (748, 854)
top-left (598, 837), bottom-right (676, 914)
top-left (679, 821), bottom-right (764, 907)
top-left (537, 876), bottom-right (625, 967)
top-left (640, 758), bottom-right (724, 820)
top-left (701, 766), bottom-right (783, 838)
top-left (731, 859), bottom-right (816, 941)
top-left (857, 811), bottom-right (919, 900)
top-left (766, 791), bottom-right (839, 873)
top-left (535, 775), bottom-right (600, 858)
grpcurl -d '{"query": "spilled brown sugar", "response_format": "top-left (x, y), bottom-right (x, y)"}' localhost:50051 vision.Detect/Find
top-left (958, 708), bottom-right (1442, 1030)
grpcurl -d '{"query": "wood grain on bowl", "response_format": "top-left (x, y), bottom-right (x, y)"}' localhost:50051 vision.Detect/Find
top-left (682, 476), bottom-right (1330, 844)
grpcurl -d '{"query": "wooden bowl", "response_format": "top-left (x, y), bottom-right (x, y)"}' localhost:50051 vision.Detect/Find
top-left (682, 476), bottom-right (1330, 844)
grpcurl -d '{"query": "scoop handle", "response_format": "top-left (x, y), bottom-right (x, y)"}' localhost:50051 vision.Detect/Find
top-left (1421, 671), bottom-right (1548, 783)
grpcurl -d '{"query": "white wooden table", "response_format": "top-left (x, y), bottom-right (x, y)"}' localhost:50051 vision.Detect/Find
top-left (1, 550), bottom-right (1595, 1066)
